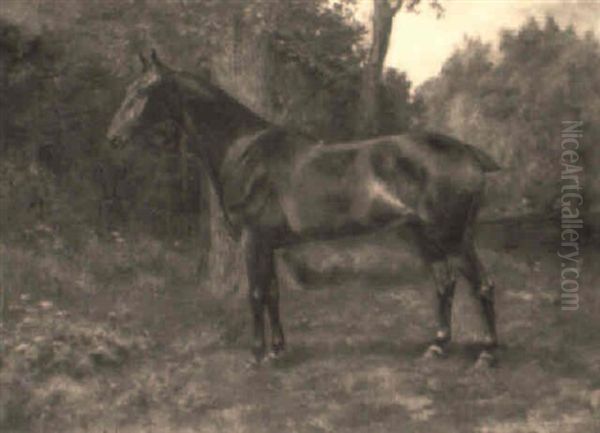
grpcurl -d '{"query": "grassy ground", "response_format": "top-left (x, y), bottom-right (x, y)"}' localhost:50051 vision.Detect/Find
top-left (1, 220), bottom-right (598, 432)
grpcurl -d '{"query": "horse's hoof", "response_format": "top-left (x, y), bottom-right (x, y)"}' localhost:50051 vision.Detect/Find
top-left (473, 351), bottom-right (497, 369)
top-left (251, 346), bottom-right (267, 365)
top-left (245, 357), bottom-right (261, 370)
top-left (264, 344), bottom-right (284, 361)
top-left (272, 341), bottom-right (286, 355)
top-left (422, 344), bottom-right (446, 360)
top-left (264, 351), bottom-right (279, 362)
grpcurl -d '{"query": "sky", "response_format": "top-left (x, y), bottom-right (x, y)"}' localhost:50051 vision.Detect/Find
top-left (358, 0), bottom-right (600, 86)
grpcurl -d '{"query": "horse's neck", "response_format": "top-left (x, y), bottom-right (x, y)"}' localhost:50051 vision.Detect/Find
top-left (180, 108), bottom-right (267, 236)
top-left (182, 110), bottom-right (266, 176)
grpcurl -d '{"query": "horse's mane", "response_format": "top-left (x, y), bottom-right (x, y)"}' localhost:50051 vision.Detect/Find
top-left (171, 69), bottom-right (267, 125)
top-left (169, 66), bottom-right (319, 145)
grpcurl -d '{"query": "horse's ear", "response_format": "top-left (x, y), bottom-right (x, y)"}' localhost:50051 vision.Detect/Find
top-left (139, 53), bottom-right (149, 72)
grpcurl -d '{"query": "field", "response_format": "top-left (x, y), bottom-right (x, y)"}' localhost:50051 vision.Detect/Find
top-left (1, 219), bottom-right (598, 432)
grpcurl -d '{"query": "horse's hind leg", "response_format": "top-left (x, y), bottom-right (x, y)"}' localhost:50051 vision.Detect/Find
top-left (424, 257), bottom-right (457, 358)
top-left (245, 230), bottom-right (284, 362)
top-left (265, 273), bottom-right (285, 356)
top-left (460, 240), bottom-right (498, 366)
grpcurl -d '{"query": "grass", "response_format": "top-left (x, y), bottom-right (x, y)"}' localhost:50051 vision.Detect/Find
top-left (0, 220), bottom-right (599, 432)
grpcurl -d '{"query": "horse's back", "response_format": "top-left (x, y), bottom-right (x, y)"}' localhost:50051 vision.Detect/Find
top-left (220, 129), bottom-right (497, 242)
top-left (406, 131), bottom-right (500, 173)
top-left (283, 133), bottom-right (494, 238)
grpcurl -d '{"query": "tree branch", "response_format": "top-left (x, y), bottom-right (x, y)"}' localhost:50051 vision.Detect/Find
top-left (430, 0), bottom-right (445, 18)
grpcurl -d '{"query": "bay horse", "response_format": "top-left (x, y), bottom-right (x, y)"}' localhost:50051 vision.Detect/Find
top-left (108, 51), bottom-right (501, 367)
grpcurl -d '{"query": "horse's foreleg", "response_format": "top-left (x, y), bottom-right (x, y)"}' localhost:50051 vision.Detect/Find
top-left (461, 242), bottom-right (498, 366)
top-left (246, 230), bottom-right (284, 361)
top-left (246, 231), bottom-right (267, 362)
top-left (424, 258), bottom-right (456, 358)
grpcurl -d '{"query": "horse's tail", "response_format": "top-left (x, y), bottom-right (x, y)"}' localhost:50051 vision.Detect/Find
top-left (413, 131), bottom-right (501, 173)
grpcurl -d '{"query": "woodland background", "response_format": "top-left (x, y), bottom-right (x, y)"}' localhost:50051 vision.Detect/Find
top-left (0, 1), bottom-right (599, 432)
top-left (1, 0), bottom-right (599, 242)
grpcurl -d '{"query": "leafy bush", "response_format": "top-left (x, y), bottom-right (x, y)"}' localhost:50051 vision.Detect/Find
top-left (0, 297), bottom-right (150, 430)
top-left (417, 17), bottom-right (600, 217)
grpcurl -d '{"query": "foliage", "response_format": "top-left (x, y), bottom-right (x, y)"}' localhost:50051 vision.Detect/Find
top-left (0, 18), bottom-right (120, 235)
top-left (0, 227), bottom-right (224, 431)
top-left (0, 296), bottom-right (150, 429)
top-left (379, 68), bottom-right (418, 134)
top-left (268, 0), bottom-right (365, 85)
top-left (416, 17), bottom-right (600, 215)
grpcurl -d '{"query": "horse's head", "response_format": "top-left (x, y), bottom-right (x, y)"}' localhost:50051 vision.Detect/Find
top-left (108, 49), bottom-right (272, 191)
top-left (107, 51), bottom-right (168, 144)
top-left (107, 50), bottom-right (216, 145)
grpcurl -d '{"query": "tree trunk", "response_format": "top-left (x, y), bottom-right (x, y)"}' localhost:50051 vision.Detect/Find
top-left (203, 11), bottom-right (258, 298)
top-left (355, 0), bottom-right (400, 138)
top-left (206, 179), bottom-right (246, 297)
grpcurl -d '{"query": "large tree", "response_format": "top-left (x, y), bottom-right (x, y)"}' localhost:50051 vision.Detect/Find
top-left (355, 0), bottom-right (442, 138)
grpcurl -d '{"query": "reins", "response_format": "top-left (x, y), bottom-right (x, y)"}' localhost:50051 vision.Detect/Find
top-left (180, 110), bottom-right (240, 240)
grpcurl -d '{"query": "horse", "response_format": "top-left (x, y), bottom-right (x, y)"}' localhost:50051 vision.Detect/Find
top-left (107, 51), bottom-right (501, 367)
